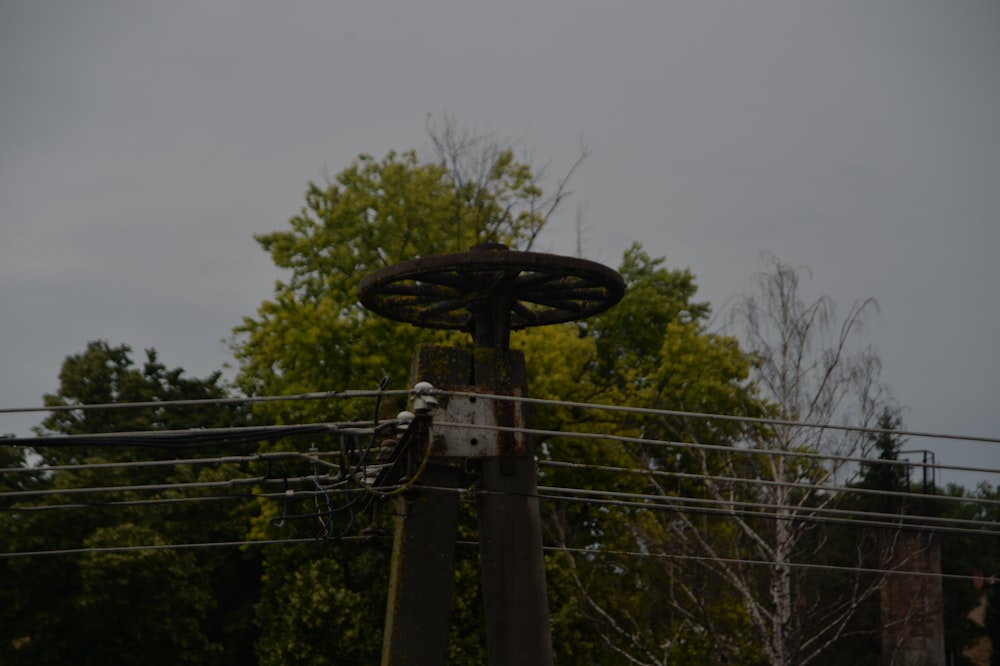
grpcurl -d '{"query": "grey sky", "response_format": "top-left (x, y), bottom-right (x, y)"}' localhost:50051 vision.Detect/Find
top-left (2, 1), bottom-right (997, 486)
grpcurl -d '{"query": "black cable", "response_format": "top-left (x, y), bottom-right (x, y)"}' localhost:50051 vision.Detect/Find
top-left (443, 390), bottom-right (1000, 445)
top-left (539, 460), bottom-right (1000, 510)
top-left (1, 423), bottom-right (362, 450)
top-left (0, 536), bottom-right (373, 559)
top-left (0, 389), bottom-right (413, 415)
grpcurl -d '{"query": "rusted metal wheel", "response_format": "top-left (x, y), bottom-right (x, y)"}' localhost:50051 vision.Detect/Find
top-left (358, 244), bottom-right (625, 336)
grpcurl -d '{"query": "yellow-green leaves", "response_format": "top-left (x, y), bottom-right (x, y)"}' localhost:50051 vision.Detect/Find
top-left (231, 148), bottom-right (556, 427)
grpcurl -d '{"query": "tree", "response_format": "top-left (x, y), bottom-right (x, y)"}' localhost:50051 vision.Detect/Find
top-left (231, 124), bottom-right (593, 664)
top-left (859, 406), bottom-right (909, 505)
top-left (547, 255), bottom-right (896, 664)
top-left (935, 482), bottom-right (1000, 664)
top-left (228, 125), bottom-right (920, 662)
top-left (229, 119), bottom-right (773, 663)
top-left (678, 254), bottom-right (893, 665)
top-left (231, 118), bottom-right (579, 425)
top-left (1, 342), bottom-right (256, 666)
top-left (522, 245), bottom-right (767, 664)
top-left (532, 253), bottom-right (900, 665)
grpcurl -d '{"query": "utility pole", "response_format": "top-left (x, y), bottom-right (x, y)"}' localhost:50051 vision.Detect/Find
top-left (360, 243), bottom-right (624, 665)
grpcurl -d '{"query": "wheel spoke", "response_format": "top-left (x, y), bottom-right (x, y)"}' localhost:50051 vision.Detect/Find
top-left (419, 297), bottom-right (473, 318)
top-left (511, 301), bottom-right (542, 326)
top-left (512, 271), bottom-right (567, 290)
top-left (379, 282), bottom-right (459, 298)
top-left (403, 270), bottom-right (473, 290)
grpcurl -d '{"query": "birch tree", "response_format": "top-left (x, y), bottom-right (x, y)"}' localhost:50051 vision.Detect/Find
top-left (667, 254), bottom-right (893, 665)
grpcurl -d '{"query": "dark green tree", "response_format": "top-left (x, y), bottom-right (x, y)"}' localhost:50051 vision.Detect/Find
top-left (860, 406), bottom-right (908, 500)
top-left (937, 482), bottom-right (1000, 665)
top-left (0, 341), bottom-right (257, 666)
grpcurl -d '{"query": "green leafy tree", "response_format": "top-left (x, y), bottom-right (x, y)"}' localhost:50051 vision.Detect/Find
top-left (232, 125), bottom-right (584, 664)
top-left (230, 120), bottom-right (770, 662)
top-left (234, 127), bottom-right (920, 664)
top-left (523, 246), bottom-right (767, 664)
top-left (0, 342), bottom-right (256, 666)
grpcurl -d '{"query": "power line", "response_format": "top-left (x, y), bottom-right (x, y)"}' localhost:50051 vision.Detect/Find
top-left (8, 478), bottom-right (991, 535)
top-left (0, 450), bottom-right (340, 475)
top-left (0, 473), bottom-right (351, 500)
top-left (6, 388), bottom-right (997, 446)
top-left (444, 421), bottom-right (1000, 478)
top-left (8, 467), bottom-right (995, 534)
top-left (539, 460), bottom-right (1000, 510)
top-left (0, 535), bottom-right (371, 559)
top-left (5, 481), bottom-right (996, 564)
top-left (0, 421), bottom-right (384, 449)
top-left (2, 487), bottom-right (367, 513)
top-left (3, 398), bottom-right (995, 564)
top-left (532, 485), bottom-right (1000, 536)
top-left (440, 390), bottom-right (1000, 445)
top-left (0, 388), bottom-right (412, 415)
top-left (4, 434), bottom-right (995, 522)
top-left (524, 543), bottom-right (986, 585)
top-left (0, 529), bottom-right (985, 586)
top-left (5, 421), bottom-right (993, 483)
top-left (417, 483), bottom-right (1000, 537)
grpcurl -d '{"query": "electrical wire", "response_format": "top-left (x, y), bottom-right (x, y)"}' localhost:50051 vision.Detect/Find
top-left (4, 480), bottom-right (996, 566)
top-left (0, 422), bottom-right (386, 450)
top-left (4, 444), bottom-right (994, 525)
top-left (0, 535), bottom-right (373, 559)
top-left (518, 543), bottom-right (984, 584)
top-left (0, 450), bottom-right (341, 476)
top-left (4, 436), bottom-right (995, 527)
top-left (8, 466), bottom-right (994, 535)
top-left (0, 473), bottom-right (346, 499)
top-left (1, 527), bottom-right (981, 586)
top-left (0, 389), bottom-right (413, 415)
top-left (437, 390), bottom-right (1000, 445)
top-left (3, 388), bottom-right (996, 566)
top-left (0, 487), bottom-right (373, 517)
top-left (5, 388), bottom-right (997, 445)
top-left (437, 421), bottom-right (1000, 478)
top-left (395, 482), bottom-right (1000, 537)
top-left (532, 486), bottom-right (1000, 536)
top-left (539, 460), bottom-right (1000, 510)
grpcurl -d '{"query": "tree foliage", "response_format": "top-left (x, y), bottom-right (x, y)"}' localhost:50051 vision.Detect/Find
top-left (231, 126), bottom-right (568, 425)
top-left (0, 342), bottom-right (257, 666)
top-left (526, 251), bottom-right (769, 665)
top-left (229, 128), bottom-right (596, 663)
top-left (224, 125), bottom-right (774, 662)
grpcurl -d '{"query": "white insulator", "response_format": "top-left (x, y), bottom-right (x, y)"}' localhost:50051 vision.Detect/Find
top-left (411, 382), bottom-right (439, 413)
top-left (412, 381), bottom-right (435, 394)
top-left (396, 410), bottom-right (415, 432)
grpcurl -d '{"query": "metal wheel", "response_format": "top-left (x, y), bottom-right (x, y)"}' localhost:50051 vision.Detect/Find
top-left (359, 244), bottom-right (625, 333)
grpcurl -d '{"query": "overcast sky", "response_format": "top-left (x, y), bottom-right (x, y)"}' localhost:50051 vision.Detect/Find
top-left (2, 1), bottom-right (997, 486)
